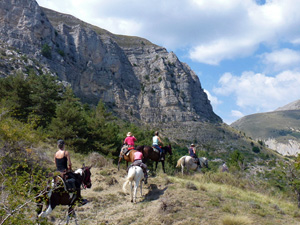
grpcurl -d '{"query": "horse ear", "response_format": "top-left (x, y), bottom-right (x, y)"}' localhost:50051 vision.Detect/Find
top-left (82, 163), bottom-right (85, 168)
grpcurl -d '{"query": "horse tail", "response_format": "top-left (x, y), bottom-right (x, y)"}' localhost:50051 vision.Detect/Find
top-left (123, 167), bottom-right (136, 193)
top-left (123, 179), bottom-right (129, 193)
top-left (176, 156), bottom-right (185, 167)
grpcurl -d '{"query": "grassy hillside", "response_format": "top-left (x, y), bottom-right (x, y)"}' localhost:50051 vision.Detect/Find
top-left (231, 110), bottom-right (300, 143)
top-left (31, 150), bottom-right (300, 225)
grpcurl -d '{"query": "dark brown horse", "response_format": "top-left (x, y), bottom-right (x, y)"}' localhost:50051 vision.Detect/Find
top-left (118, 149), bottom-right (138, 171)
top-left (136, 145), bottom-right (172, 173)
top-left (37, 166), bottom-right (92, 224)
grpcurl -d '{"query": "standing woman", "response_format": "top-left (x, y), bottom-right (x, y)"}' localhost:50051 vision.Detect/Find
top-left (152, 131), bottom-right (164, 160)
top-left (54, 139), bottom-right (72, 172)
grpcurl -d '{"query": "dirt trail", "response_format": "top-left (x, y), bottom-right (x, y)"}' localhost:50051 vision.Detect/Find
top-left (51, 166), bottom-right (173, 225)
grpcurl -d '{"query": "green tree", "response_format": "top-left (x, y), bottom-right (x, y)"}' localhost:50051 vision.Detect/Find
top-left (48, 87), bottom-right (87, 151)
top-left (228, 149), bottom-right (245, 170)
top-left (86, 100), bottom-right (120, 156)
top-left (27, 73), bottom-right (63, 128)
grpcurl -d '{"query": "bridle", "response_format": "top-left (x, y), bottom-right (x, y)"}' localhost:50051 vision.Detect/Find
top-left (81, 167), bottom-right (91, 189)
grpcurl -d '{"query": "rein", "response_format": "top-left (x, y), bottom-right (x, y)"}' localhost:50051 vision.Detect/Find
top-left (81, 168), bottom-right (91, 189)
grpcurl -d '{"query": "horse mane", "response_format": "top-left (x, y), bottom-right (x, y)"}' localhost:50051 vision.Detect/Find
top-left (74, 168), bottom-right (83, 175)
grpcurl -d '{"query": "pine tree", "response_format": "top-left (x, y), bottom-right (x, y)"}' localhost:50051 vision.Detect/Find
top-left (48, 87), bottom-right (87, 151)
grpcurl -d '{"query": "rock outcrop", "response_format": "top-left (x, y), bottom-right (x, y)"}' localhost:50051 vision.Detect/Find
top-left (0, 0), bottom-right (221, 128)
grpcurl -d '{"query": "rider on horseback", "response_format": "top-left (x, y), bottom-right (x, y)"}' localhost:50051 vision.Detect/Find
top-left (189, 144), bottom-right (200, 165)
top-left (54, 139), bottom-right (88, 206)
top-left (152, 131), bottom-right (164, 161)
top-left (124, 132), bottom-right (137, 148)
top-left (129, 151), bottom-right (148, 184)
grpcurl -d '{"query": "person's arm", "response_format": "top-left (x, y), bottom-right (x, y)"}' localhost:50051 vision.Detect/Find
top-left (193, 148), bottom-right (196, 154)
top-left (158, 137), bottom-right (163, 145)
top-left (66, 151), bottom-right (72, 170)
top-left (124, 137), bottom-right (127, 145)
top-left (133, 136), bottom-right (137, 142)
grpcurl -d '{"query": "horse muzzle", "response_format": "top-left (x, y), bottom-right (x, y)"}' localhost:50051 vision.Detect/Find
top-left (85, 183), bottom-right (92, 188)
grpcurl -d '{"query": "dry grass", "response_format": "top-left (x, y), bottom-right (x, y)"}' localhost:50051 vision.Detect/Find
top-left (37, 153), bottom-right (300, 225)
top-left (221, 215), bottom-right (252, 225)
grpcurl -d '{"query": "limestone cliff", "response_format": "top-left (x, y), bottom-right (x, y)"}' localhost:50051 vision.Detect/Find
top-left (0, 0), bottom-right (221, 128)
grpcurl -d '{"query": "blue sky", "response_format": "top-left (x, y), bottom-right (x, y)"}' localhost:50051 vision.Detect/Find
top-left (36, 0), bottom-right (300, 124)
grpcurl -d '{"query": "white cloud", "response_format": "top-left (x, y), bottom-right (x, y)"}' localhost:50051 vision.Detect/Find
top-left (213, 70), bottom-right (300, 112)
top-left (36, 0), bottom-right (300, 65)
top-left (260, 48), bottom-right (300, 72)
top-left (231, 110), bottom-right (244, 118)
top-left (204, 89), bottom-right (222, 109)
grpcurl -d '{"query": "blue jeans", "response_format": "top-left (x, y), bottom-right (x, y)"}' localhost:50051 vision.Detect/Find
top-left (153, 145), bottom-right (163, 153)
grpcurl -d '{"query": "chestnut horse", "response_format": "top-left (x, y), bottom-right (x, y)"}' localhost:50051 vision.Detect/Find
top-left (118, 148), bottom-right (138, 171)
top-left (136, 145), bottom-right (172, 173)
top-left (37, 166), bottom-right (92, 224)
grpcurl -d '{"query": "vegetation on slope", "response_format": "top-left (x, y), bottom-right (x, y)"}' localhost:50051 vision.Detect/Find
top-left (231, 110), bottom-right (300, 142)
top-left (1, 71), bottom-right (300, 224)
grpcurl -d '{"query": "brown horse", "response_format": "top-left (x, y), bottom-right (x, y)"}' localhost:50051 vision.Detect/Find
top-left (37, 166), bottom-right (92, 224)
top-left (118, 148), bottom-right (138, 171)
top-left (136, 145), bottom-right (172, 173)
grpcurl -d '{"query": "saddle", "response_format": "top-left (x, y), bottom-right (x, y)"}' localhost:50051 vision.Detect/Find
top-left (54, 171), bottom-right (80, 192)
top-left (193, 158), bottom-right (200, 165)
top-left (121, 145), bottom-right (135, 156)
top-left (152, 146), bottom-right (160, 153)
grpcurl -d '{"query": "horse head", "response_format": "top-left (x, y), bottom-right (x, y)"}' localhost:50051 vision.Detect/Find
top-left (82, 166), bottom-right (92, 189)
top-left (162, 145), bottom-right (172, 155)
top-left (199, 157), bottom-right (208, 168)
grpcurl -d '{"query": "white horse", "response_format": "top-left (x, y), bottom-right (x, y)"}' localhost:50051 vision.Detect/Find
top-left (122, 166), bottom-right (144, 203)
top-left (176, 156), bottom-right (208, 175)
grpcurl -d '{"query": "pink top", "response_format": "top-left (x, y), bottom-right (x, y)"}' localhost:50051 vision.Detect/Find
top-left (124, 136), bottom-right (137, 146)
top-left (134, 151), bottom-right (143, 161)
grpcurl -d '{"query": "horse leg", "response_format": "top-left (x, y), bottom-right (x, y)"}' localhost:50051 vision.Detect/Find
top-left (162, 161), bottom-right (165, 173)
top-left (130, 181), bottom-right (133, 203)
top-left (38, 200), bottom-right (54, 218)
top-left (155, 161), bottom-right (158, 172)
top-left (139, 179), bottom-right (143, 197)
top-left (118, 156), bottom-right (122, 171)
top-left (67, 205), bottom-right (78, 225)
top-left (133, 180), bottom-right (138, 204)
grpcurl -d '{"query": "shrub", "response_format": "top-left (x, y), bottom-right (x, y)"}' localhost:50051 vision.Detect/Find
top-left (41, 44), bottom-right (51, 59)
top-left (252, 146), bottom-right (260, 153)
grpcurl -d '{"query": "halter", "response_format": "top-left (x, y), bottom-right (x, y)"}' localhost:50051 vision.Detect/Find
top-left (81, 167), bottom-right (91, 189)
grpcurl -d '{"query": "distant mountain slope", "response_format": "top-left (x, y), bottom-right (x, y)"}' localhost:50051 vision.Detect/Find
top-left (231, 105), bottom-right (300, 156)
top-left (275, 99), bottom-right (300, 111)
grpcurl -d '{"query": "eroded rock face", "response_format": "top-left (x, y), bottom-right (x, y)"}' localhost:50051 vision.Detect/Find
top-left (0, 0), bottom-right (221, 125)
top-left (265, 139), bottom-right (300, 156)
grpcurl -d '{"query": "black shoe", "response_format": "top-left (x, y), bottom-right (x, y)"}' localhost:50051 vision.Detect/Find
top-left (144, 179), bottom-right (148, 184)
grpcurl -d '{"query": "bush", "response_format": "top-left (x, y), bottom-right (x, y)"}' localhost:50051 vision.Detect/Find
top-left (252, 146), bottom-right (260, 153)
top-left (41, 44), bottom-right (51, 59)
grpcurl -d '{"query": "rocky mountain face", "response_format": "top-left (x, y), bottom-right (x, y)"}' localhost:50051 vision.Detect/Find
top-left (0, 0), bottom-right (221, 132)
